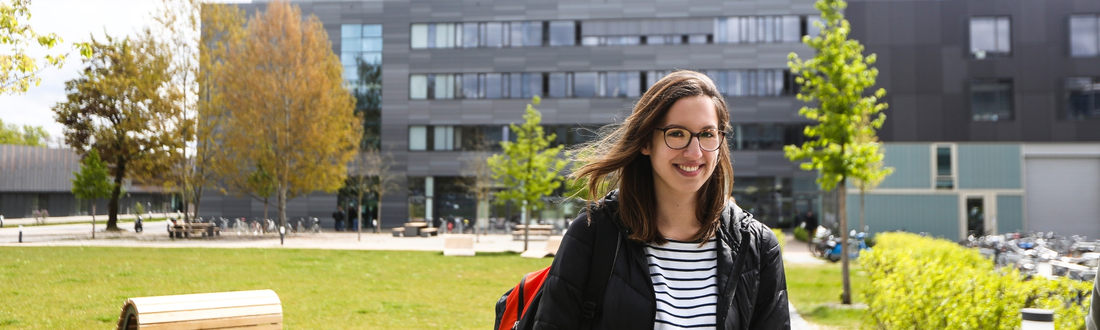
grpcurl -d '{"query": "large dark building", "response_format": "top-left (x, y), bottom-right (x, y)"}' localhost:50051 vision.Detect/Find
top-left (193, 0), bottom-right (1100, 239)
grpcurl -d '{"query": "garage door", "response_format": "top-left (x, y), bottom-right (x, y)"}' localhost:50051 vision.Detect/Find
top-left (1025, 158), bottom-right (1100, 239)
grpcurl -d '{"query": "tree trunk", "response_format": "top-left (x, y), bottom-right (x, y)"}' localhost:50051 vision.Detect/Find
top-left (839, 179), bottom-right (851, 305)
top-left (522, 201), bottom-right (529, 252)
top-left (277, 186), bottom-right (287, 234)
top-left (193, 187), bottom-right (203, 223)
top-left (107, 157), bottom-right (127, 231)
top-left (263, 197), bottom-right (269, 233)
top-left (358, 199), bottom-right (364, 241)
top-left (375, 194), bottom-right (383, 234)
top-left (92, 203), bottom-right (96, 239)
top-left (859, 188), bottom-right (866, 232)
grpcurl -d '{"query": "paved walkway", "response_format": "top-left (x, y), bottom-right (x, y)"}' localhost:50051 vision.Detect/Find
top-left (0, 221), bottom-right (829, 329)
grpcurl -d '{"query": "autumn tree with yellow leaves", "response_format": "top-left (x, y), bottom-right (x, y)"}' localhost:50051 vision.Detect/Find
top-left (212, 1), bottom-right (359, 229)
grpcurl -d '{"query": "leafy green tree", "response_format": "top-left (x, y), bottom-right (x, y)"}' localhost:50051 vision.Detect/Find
top-left (488, 96), bottom-right (568, 251)
top-left (71, 149), bottom-right (114, 238)
top-left (851, 115), bottom-right (893, 232)
top-left (785, 0), bottom-right (890, 305)
top-left (0, 119), bottom-right (48, 146)
top-left (0, 0), bottom-right (66, 95)
top-left (53, 34), bottom-right (183, 231)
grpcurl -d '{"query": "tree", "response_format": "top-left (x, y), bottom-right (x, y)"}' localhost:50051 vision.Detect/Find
top-left (785, 0), bottom-right (890, 305)
top-left (71, 149), bottom-right (114, 238)
top-left (0, 0), bottom-right (66, 95)
top-left (53, 34), bottom-right (183, 231)
top-left (344, 146), bottom-right (400, 238)
top-left (213, 1), bottom-right (360, 230)
top-left (150, 0), bottom-right (241, 222)
top-left (0, 119), bottom-right (48, 146)
top-left (850, 115), bottom-right (893, 232)
top-left (488, 96), bottom-right (568, 251)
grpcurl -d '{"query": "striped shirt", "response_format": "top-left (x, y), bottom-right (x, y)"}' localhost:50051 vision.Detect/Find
top-left (645, 238), bottom-right (719, 330)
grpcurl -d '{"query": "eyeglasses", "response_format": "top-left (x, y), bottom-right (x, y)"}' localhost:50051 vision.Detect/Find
top-left (654, 127), bottom-right (726, 152)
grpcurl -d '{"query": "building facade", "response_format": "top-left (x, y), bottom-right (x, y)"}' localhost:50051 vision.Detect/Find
top-left (196, 0), bottom-right (1100, 240)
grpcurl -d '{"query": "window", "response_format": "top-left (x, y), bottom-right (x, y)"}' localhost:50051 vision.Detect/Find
top-left (1066, 77), bottom-right (1100, 120)
top-left (1071, 15), bottom-right (1100, 57)
top-left (548, 21), bottom-right (576, 46)
top-left (971, 79), bottom-right (1013, 121)
top-left (935, 145), bottom-right (955, 190)
top-left (969, 17), bottom-right (1010, 58)
top-left (409, 126), bottom-right (427, 150)
top-left (409, 75), bottom-right (428, 99)
top-left (573, 72), bottom-right (598, 98)
top-left (716, 16), bottom-right (801, 44)
top-left (548, 73), bottom-right (570, 98)
top-left (462, 23), bottom-right (479, 48)
top-left (434, 74), bottom-right (455, 99)
top-left (342, 24), bottom-right (382, 82)
top-left (602, 72), bottom-right (640, 97)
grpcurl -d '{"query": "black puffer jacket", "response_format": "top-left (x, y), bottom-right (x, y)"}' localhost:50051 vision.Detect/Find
top-left (533, 193), bottom-right (790, 330)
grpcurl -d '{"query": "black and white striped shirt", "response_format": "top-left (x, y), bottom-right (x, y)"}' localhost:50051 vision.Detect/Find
top-left (645, 238), bottom-right (719, 329)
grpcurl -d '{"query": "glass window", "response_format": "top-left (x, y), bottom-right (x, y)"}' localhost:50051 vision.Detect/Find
top-left (434, 74), bottom-right (454, 99)
top-left (523, 73), bottom-right (542, 98)
top-left (1071, 15), bottom-right (1100, 58)
top-left (343, 38), bottom-right (362, 53)
top-left (434, 126), bottom-right (455, 151)
top-left (485, 73), bottom-right (503, 99)
top-left (782, 16), bottom-right (801, 42)
top-left (509, 73), bottom-right (523, 98)
top-left (362, 38), bottom-right (382, 52)
top-left (688, 34), bottom-right (708, 44)
top-left (935, 145), bottom-right (953, 189)
top-left (435, 23), bottom-right (455, 48)
top-left (807, 17), bottom-right (823, 38)
top-left (410, 74), bottom-right (427, 99)
top-left (343, 24), bottom-right (361, 38)
top-left (1066, 77), bottom-right (1100, 120)
top-left (971, 79), bottom-right (1013, 121)
top-left (970, 16), bottom-right (1010, 58)
top-left (549, 21), bottom-right (576, 46)
top-left (523, 21), bottom-right (542, 46)
top-left (462, 23), bottom-right (479, 48)
top-left (485, 22), bottom-right (504, 47)
top-left (363, 25), bottom-right (382, 38)
top-left (574, 72), bottom-right (598, 98)
top-left (411, 24), bottom-right (428, 49)
top-left (409, 126), bottom-right (427, 150)
top-left (548, 73), bottom-right (568, 98)
top-left (461, 74), bottom-right (479, 99)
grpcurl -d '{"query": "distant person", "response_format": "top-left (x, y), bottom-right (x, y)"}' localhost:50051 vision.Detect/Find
top-left (804, 210), bottom-right (818, 239)
top-left (1089, 275), bottom-right (1099, 330)
top-left (332, 206), bottom-right (345, 231)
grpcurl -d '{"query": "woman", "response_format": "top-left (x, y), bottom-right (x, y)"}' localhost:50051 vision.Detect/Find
top-left (533, 71), bottom-right (789, 329)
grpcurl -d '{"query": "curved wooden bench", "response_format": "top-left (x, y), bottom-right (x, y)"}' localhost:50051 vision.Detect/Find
top-left (116, 289), bottom-right (282, 330)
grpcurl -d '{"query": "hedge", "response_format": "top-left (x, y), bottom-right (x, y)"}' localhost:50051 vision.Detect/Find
top-left (862, 232), bottom-right (1091, 330)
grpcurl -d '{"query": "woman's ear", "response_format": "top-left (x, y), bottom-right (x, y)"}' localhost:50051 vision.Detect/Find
top-left (641, 141), bottom-right (651, 155)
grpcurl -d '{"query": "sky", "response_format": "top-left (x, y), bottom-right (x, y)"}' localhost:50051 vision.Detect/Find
top-left (0, 0), bottom-right (249, 146)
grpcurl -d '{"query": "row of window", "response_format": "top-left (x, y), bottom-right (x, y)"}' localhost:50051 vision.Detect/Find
top-left (970, 15), bottom-right (1100, 59)
top-left (408, 15), bottom-right (812, 49)
top-left (407, 123), bottom-right (808, 152)
top-left (968, 77), bottom-right (1100, 122)
top-left (409, 69), bottom-right (795, 100)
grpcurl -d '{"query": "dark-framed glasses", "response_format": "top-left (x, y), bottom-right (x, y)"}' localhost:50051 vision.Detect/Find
top-left (654, 127), bottom-right (726, 152)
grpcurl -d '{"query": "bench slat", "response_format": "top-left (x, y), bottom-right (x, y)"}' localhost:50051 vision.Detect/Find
top-left (138, 305), bottom-right (282, 325)
top-left (129, 290), bottom-right (278, 306)
top-left (135, 297), bottom-right (281, 314)
top-left (138, 314), bottom-right (281, 330)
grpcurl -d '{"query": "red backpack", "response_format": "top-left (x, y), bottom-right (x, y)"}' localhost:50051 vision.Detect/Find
top-left (493, 218), bottom-right (621, 330)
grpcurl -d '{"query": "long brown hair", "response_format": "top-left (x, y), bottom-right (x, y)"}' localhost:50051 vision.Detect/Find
top-left (571, 70), bottom-right (734, 244)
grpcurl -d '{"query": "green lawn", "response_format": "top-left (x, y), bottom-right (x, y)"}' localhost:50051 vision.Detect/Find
top-left (0, 246), bottom-right (866, 329)
top-left (785, 261), bottom-right (869, 329)
top-left (0, 247), bottom-right (552, 329)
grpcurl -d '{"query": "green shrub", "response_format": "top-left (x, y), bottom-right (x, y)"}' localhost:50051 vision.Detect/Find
top-left (133, 202), bottom-right (145, 215)
top-left (862, 232), bottom-right (1091, 330)
top-left (794, 225), bottom-right (809, 242)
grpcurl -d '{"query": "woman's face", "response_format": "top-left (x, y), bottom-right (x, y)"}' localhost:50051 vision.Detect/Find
top-left (641, 95), bottom-right (721, 200)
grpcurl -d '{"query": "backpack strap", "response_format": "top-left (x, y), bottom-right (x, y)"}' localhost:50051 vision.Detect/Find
top-left (579, 214), bottom-right (621, 328)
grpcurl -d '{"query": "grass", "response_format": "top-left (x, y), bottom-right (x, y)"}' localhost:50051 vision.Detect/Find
top-left (0, 246), bottom-right (868, 329)
top-left (0, 247), bottom-right (552, 329)
top-left (785, 261), bottom-right (869, 329)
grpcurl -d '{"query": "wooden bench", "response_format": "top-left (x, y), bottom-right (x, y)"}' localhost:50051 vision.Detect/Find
top-left (168, 222), bottom-right (220, 239)
top-left (116, 289), bottom-right (281, 330)
top-left (521, 235), bottom-right (564, 258)
top-left (513, 224), bottom-right (554, 241)
top-left (420, 227), bottom-right (439, 237)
